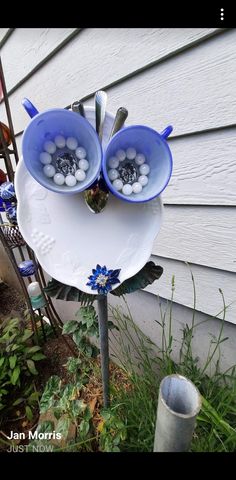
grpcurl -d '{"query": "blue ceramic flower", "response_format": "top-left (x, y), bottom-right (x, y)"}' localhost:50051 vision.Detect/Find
top-left (87, 264), bottom-right (121, 295)
top-left (0, 181), bottom-right (16, 200)
top-left (18, 260), bottom-right (37, 277)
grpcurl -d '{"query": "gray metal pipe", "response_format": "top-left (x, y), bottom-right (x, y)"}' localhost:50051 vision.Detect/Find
top-left (154, 374), bottom-right (201, 452)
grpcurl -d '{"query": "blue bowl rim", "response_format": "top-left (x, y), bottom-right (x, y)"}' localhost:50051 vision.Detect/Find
top-left (102, 124), bottom-right (173, 203)
top-left (22, 108), bottom-right (103, 195)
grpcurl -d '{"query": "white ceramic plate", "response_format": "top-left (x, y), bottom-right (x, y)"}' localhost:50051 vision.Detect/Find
top-left (15, 107), bottom-right (163, 294)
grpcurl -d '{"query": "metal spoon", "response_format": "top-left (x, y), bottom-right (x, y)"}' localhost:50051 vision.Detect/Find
top-left (95, 90), bottom-right (107, 141)
top-left (109, 107), bottom-right (128, 139)
top-left (71, 101), bottom-right (85, 117)
top-left (84, 103), bottom-right (129, 214)
top-left (83, 91), bottom-right (110, 214)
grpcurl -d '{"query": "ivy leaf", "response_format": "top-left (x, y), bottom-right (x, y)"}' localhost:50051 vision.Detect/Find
top-left (79, 419), bottom-right (90, 437)
top-left (72, 330), bottom-right (83, 347)
top-left (39, 376), bottom-right (61, 413)
top-left (70, 399), bottom-right (87, 417)
top-left (37, 420), bottom-right (55, 434)
top-left (56, 416), bottom-right (70, 438)
top-left (62, 321), bottom-right (79, 335)
top-left (111, 261), bottom-right (163, 296)
top-left (44, 278), bottom-right (95, 304)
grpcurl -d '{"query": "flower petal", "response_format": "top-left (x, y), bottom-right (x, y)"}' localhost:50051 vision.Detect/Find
top-left (110, 269), bottom-right (121, 278)
top-left (98, 287), bottom-right (106, 295)
top-left (110, 278), bottom-right (120, 285)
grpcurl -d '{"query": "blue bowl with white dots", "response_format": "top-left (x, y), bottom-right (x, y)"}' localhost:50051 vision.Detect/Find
top-left (22, 101), bottom-right (102, 195)
top-left (102, 124), bottom-right (173, 203)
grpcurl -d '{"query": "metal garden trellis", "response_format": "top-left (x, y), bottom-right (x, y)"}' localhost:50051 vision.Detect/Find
top-left (0, 57), bottom-right (76, 355)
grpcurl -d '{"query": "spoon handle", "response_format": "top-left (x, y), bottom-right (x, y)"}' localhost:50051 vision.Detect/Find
top-left (71, 101), bottom-right (85, 117)
top-left (95, 90), bottom-right (107, 141)
top-left (109, 107), bottom-right (128, 139)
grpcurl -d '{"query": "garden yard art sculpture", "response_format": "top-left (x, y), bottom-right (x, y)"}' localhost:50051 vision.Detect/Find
top-left (15, 93), bottom-right (173, 407)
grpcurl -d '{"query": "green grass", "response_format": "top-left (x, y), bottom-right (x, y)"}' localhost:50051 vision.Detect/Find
top-left (108, 275), bottom-right (236, 452)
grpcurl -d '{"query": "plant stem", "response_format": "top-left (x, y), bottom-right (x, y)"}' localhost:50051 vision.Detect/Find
top-left (97, 295), bottom-right (110, 408)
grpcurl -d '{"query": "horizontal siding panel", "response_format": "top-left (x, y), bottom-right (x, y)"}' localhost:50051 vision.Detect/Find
top-left (0, 28), bottom-right (11, 44)
top-left (84, 28), bottom-right (236, 136)
top-left (163, 127), bottom-right (236, 205)
top-left (1, 28), bottom-right (77, 92)
top-left (0, 27), bottom-right (221, 134)
top-left (154, 206), bottom-right (236, 272)
top-left (145, 256), bottom-right (236, 324)
top-left (108, 290), bottom-right (236, 372)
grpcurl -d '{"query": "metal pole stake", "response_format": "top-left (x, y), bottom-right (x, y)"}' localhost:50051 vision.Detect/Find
top-left (97, 294), bottom-right (110, 408)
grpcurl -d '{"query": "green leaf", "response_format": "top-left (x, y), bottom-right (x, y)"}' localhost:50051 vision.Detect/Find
top-left (4, 318), bottom-right (19, 330)
top-left (84, 344), bottom-right (93, 357)
top-left (101, 410), bottom-right (111, 421)
top-left (66, 357), bottom-right (82, 373)
top-left (72, 330), bottom-right (83, 346)
top-left (84, 406), bottom-right (92, 421)
top-left (12, 397), bottom-right (24, 406)
top-left (0, 358), bottom-right (5, 367)
top-left (107, 321), bottom-right (119, 331)
top-left (91, 345), bottom-right (100, 358)
top-left (28, 391), bottom-right (40, 403)
top-left (0, 388), bottom-right (8, 395)
top-left (31, 353), bottom-right (46, 361)
top-left (112, 446), bottom-right (120, 452)
top-left (11, 366), bottom-right (20, 385)
top-left (56, 416), bottom-right (70, 437)
top-left (40, 376), bottom-right (61, 413)
top-left (44, 278), bottom-right (95, 304)
top-left (79, 419), bottom-right (90, 437)
top-left (11, 344), bottom-right (21, 352)
top-left (111, 261), bottom-right (163, 296)
top-left (37, 420), bottom-right (55, 434)
top-left (21, 329), bottom-right (34, 342)
top-left (25, 405), bottom-right (33, 421)
top-left (70, 399), bottom-right (87, 417)
top-left (62, 321), bottom-right (79, 335)
top-left (9, 355), bottom-right (17, 369)
top-left (54, 408), bottom-right (63, 420)
top-left (61, 384), bottom-right (76, 402)
top-left (26, 360), bottom-right (38, 375)
top-left (25, 346), bottom-right (41, 354)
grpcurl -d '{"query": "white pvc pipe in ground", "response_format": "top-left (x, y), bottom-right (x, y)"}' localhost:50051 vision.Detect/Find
top-left (154, 374), bottom-right (201, 452)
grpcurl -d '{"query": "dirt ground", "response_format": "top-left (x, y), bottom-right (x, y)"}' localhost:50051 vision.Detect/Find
top-left (0, 282), bottom-right (26, 320)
